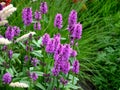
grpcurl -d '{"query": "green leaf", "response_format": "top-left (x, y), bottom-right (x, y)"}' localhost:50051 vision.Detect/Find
top-left (65, 84), bottom-right (83, 90)
top-left (32, 39), bottom-right (40, 47)
top-left (44, 15), bottom-right (48, 23)
top-left (31, 50), bottom-right (43, 57)
top-left (6, 68), bottom-right (14, 77)
top-left (36, 83), bottom-right (46, 90)
top-left (34, 71), bottom-right (43, 76)
top-left (19, 42), bottom-right (26, 49)
top-left (69, 74), bottom-right (79, 85)
top-left (0, 56), bottom-right (4, 64)
top-left (12, 53), bottom-right (20, 59)
top-left (61, 37), bottom-right (66, 40)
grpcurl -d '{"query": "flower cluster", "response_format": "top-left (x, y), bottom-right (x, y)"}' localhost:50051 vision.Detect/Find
top-left (68, 10), bottom-right (82, 44)
top-left (30, 72), bottom-right (38, 81)
top-left (5, 26), bottom-right (20, 40)
top-left (42, 33), bottom-right (80, 77)
top-left (34, 22), bottom-right (41, 30)
top-left (0, 1), bottom-right (82, 89)
top-left (40, 2), bottom-right (48, 14)
top-left (34, 11), bottom-right (42, 20)
top-left (22, 2), bottom-right (48, 30)
top-left (22, 8), bottom-right (32, 26)
top-left (2, 72), bottom-right (12, 84)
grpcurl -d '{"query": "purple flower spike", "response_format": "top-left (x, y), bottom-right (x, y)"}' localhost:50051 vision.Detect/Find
top-left (72, 23), bottom-right (82, 40)
top-left (40, 2), bottom-right (48, 14)
top-left (5, 26), bottom-right (15, 40)
top-left (34, 11), bottom-right (42, 20)
top-left (24, 55), bottom-right (29, 62)
top-left (2, 45), bottom-right (7, 51)
top-left (2, 73), bottom-right (12, 84)
top-left (31, 58), bottom-right (38, 67)
top-left (22, 8), bottom-right (32, 26)
top-left (72, 60), bottom-right (80, 74)
top-left (42, 33), bottom-right (50, 46)
top-left (71, 50), bottom-right (77, 57)
top-left (54, 13), bottom-right (63, 29)
top-left (34, 22), bottom-right (41, 30)
top-left (68, 10), bottom-right (77, 33)
top-left (68, 10), bottom-right (77, 25)
top-left (30, 72), bottom-right (38, 81)
top-left (8, 50), bottom-right (13, 59)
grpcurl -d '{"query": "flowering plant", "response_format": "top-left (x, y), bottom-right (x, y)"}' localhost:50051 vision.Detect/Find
top-left (0, 1), bottom-right (82, 90)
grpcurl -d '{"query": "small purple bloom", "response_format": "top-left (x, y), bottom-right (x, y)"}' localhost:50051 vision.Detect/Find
top-left (34, 11), bottom-right (42, 20)
top-left (5, 26), bottom-right (15, 40)
top-left (42, 33), bottom-right (50, 46)
top-left (13, 26), bottom-right (20, 36)
top-left (8, 50), bottom-right (13, 59)
top-left (2, 45), bottom-right (7, 51)
top-left (29, 33), bottom-right (33, 40)
top-left (54, 14), bottom-right (63, 29)
top-left (40, 2), bottom-right (48, 14)
top-left (30, 46), bottom-right (33, 51)
top-left (30, 72), bottom-right (38, 81)
top-left (22, 8), bottom-right (33, 26)
top-left (34, 22), bottom-right (41, 30)
top-left (24, 55), bottom-right (29, 62)
top-left (2, 73), bottom-right (12, 84)
top-left (26, 45), bottom-right (29, 51)
top-left (24, 40), bottom-right (29, 45)
top-left (70, 50), bottom-right (77, 57)
top-left (46, 39), bottom-right (55, 53)
top-left (31, 58), bottom-right (38, 66)
top-left (72, 60), bottom-right (80, 74)
top-left (70, 39), bottom-right (74, 46)
top-left (60, 77), bottom-right (68, 85)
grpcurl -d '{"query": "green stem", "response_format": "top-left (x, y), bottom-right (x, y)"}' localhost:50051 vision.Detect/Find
top-left (62, 84), bottom-right (64, 89)
top-left (72, 75), bottom-right (75, 84)
top-left (57, 76), bottom-right (59, 89)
